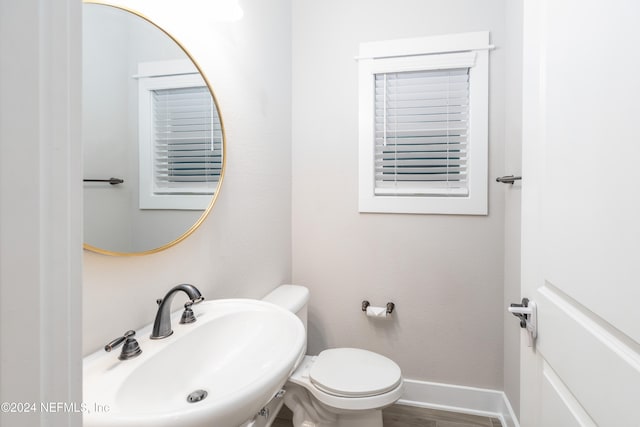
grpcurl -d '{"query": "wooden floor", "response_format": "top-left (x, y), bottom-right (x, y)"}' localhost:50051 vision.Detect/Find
top-left (272, 404), bottom-right (502, 427)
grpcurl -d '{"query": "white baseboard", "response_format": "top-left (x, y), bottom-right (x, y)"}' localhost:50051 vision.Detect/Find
top-left (398, 379), bottom-right (520, 427)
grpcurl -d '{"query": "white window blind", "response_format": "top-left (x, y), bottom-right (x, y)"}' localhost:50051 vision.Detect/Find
top-left (152, 86), bottom-right (222, 194)
top-left (374, 68), bottom-right (469, 197)
top-left (138, 61), bottom-right (224, 210)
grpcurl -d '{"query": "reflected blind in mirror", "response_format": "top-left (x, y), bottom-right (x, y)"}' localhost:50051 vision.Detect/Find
top-left (374, 68), bottom-right (469, 197)
top-left (153, 86), bottom-right (222, 194)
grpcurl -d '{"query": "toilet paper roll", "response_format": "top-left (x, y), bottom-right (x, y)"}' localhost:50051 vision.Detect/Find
top-left (366, 305), bottom-right (389, 318)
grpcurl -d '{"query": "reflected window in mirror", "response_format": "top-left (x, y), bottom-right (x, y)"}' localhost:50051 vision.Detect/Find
top-left (138, 60), bottom-right (223, 210)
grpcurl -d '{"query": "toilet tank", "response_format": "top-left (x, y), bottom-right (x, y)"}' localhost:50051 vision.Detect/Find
top-left (262, 285), bottom-right (309, 331)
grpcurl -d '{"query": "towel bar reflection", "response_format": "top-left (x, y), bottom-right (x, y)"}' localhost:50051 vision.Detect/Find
top-left (83, 178), bottom-right (124, 185)
top-left (496, 175), bottom-right (521, 184)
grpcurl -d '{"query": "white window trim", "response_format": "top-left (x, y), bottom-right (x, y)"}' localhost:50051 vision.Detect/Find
top-left (138, 60), bottom-right (218, 210)
top-left (358, 32), bottom-right (490, 215)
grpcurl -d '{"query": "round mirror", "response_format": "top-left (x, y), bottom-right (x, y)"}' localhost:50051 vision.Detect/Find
top-left (82, 2), bottom-right (225, 256)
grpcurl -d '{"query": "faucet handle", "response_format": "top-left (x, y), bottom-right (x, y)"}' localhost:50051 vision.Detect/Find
top-left (105, 330), bottom-right (134, 352)
top-left (105, 330), bottom-right (142, 360)
top-left (181, 296), bottom-right (204, 323)
top-left (180, 301), bottom-right (197, 324)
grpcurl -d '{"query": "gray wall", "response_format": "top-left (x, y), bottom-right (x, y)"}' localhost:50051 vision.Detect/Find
top-left (291, 0), bottom-right (507, 389)
top-left (503, 0), bottom-right (523, 416)
top-left (82, 0), bottom-right (293, 354)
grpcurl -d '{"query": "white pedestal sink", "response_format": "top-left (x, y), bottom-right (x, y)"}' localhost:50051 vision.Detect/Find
top-left (83, 299), bottom-right (306, 427)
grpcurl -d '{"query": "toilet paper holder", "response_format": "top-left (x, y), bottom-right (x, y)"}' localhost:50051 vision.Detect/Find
top-left (361, 300), bottom-right (395, 314)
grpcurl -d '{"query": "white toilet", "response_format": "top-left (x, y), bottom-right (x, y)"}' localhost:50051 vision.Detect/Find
top-left (263, 285), bottom-right (403, 427)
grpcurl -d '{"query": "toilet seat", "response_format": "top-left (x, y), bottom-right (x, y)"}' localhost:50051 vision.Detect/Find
top-left (288, 350), bottom-right (403, 410)
top-left (310, 348), bottom-right (402, 398)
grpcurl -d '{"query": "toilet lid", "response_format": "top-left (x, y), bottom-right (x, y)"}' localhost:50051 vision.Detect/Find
top-left (309, 348), bottom-right (402, 398)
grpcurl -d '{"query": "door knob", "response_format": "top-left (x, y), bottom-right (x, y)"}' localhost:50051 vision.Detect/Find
top-left (508, 298), bottom-right (537, 347)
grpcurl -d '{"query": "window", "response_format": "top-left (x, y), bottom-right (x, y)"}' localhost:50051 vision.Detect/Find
top-left (358, 32), bottom-right (490, 215)
top-left (138, 60), bottom-right (223, 210)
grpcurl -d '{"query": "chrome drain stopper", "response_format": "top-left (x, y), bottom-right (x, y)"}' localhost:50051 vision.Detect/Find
top-left (187, 389), bottom-right (208, 403)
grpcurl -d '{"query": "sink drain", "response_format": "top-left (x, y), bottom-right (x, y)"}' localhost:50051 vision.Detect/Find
top-left (187, 389), bottom-right (208, 403)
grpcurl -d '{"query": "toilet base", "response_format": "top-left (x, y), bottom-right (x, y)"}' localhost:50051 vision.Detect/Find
top-left (283, 383), bottom-right (383, 427)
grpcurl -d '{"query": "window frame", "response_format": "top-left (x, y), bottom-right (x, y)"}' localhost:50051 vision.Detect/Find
top-left (358, 32), bottom-right (490, 215)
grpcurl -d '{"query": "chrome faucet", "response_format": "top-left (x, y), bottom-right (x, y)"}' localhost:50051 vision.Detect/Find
top-left (151, 284), bottom-right (204, 339)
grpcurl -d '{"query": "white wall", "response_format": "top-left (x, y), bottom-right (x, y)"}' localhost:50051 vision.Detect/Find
top-left (83, 0), bottom-right (293, 354)
top-left (292, 0), bottom-right (507, 389)
top-left (83, 6), bottom-right (134, 251)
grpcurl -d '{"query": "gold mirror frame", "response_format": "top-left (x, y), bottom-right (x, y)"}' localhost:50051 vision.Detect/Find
top-left (82, 1), bottom-right (226, 257)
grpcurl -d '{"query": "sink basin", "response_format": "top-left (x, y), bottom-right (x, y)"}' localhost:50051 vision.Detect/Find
top-left (83, 299), bottom-right (306, 427)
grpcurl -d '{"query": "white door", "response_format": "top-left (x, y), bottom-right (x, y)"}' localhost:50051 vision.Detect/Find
top-left (519, 0), bottom-right (640, 426)
top-left (0, 1), bottom-right (82, 426)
